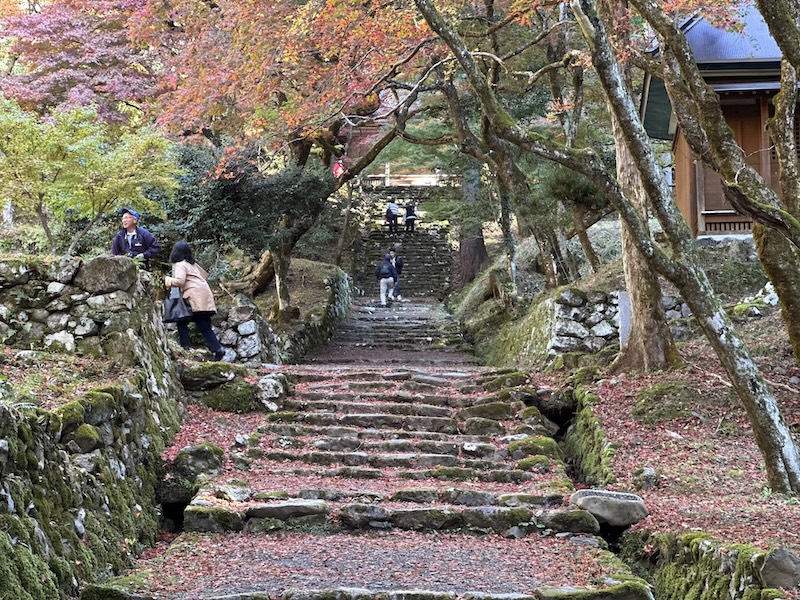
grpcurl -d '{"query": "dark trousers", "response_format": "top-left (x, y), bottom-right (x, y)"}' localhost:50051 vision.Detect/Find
top-left (177, 312), bottom-right (222, 352)
top-left (405, 218), bottom-right (415, 233)
top-left (387, 215), bottom-right (398, 233)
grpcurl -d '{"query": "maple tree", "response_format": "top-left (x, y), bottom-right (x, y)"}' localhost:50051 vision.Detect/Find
top-left (0, 0), bottom-right (156, 123)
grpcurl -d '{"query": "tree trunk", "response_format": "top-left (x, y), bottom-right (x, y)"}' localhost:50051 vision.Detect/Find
top-left (604, 0), bottom-right (679, 374)
top-left (572, 205), bottom-right (600, 272)
top-left (753, 224), bottom-right (800, 363)
top-left (496, 181), bottom-right (517, 292)
top-left (760, 60), bottom-right (800, 365)
top-left (333, 182), bottom-right (355, 268)
top-left (35, 199), bottom-right (57, 255)
top-left (611, 125), bottom-right (679, 374)
top-left (675, 262), bottom-right (800, 492)
top-left (458, 237), bottom-right (489, 287)
top-left (455, 165), bottom-right (489, 288)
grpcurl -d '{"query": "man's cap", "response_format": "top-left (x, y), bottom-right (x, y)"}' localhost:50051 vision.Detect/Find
top-left (122, 207), bottom-right (140, 220)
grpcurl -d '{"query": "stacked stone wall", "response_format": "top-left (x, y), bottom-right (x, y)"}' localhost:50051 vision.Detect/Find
top-left (0, 255), bottom-right (184, 598)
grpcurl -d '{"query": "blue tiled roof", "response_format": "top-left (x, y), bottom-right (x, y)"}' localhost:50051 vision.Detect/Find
top-left (641, 5), bottom-right (781, 140)
top-left (683, 5), bottom-right (780, 63)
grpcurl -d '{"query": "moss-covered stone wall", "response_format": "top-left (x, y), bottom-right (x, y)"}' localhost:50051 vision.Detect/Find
top-left (561, 378), bottom-right (618, 487)
top-left (277, 267), bottom-right (353, 363)
top-left (0, 255), bottom-right (184, 599)
top-left (621, 532), bottom-right (788, 600)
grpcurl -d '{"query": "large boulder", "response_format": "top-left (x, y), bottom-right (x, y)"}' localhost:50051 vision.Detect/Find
top-left (74, 255), bottom-right (137, 294)
top-left (569, 489), bottom-right (648, 527)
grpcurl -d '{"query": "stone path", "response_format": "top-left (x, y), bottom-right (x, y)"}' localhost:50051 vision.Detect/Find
top-left (97, 299), bottom-right (651, 600)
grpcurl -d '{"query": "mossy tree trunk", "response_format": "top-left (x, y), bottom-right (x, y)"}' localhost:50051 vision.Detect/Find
top-left (572, 205), bottom-right (600, 272)
top-left (455, 165), bottom-right (489, 288)
top-left (604, 0), bottom-right (679, 374)
top-left (760, 60), bottom-right (800, 364)
top-left (753, 226), bottom-right (800, 363)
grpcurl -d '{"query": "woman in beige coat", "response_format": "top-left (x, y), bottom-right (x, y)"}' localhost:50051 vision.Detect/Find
top-left (164, 241), bottom-right (225, 361)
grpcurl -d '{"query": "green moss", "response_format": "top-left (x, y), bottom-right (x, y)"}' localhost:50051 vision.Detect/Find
top-left (183, 505), bottom-right (244, 532)
top-left (507, 436), bottom-right (563, 461)
top-left (517, 455), bottom-right (551, 472)
top-left (201, 380), bottom-right (258, 413)
top-left (73, 423), bottom-right (102, 452)
top-left (518, 406), bottom-right (543, 421)
top-left (458, 401), bottom-right (515, 421)
top-left (0, 531), bottom-right (62, 600)
top-left (431, 466), bottom-right (476, 481)
top-left (570, 366), bottom-right (600, 387)
top-left (562, 388), bottom-right (617, 486)
top-left (482, 371), bottom-right (530, 391)
top-left (55, 399), bottom-right (86, 429)
top-left (633, 381), bottom-right (700, 423)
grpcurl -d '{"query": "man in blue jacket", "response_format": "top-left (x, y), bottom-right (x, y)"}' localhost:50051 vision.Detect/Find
top-left (375, 253), bottom-right (398, 307)
top-left (111, 208), bottom-right (159, 270)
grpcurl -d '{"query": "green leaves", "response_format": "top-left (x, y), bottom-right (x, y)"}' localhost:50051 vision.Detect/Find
top-left (0, 98), bottom-right (180, 254)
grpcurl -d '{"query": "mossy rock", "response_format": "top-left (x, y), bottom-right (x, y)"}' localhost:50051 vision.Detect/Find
top-left (55, 399), bottom-right (86, 431)
top-left (538, 509), bottom-right (600, 534)
top-left (569, 366), bottom-right (600, 388)
top-left (80, 584), bottom-right (135, 600)
top-left (183, 505), bottom-right (244, 532)
top-left (172, 442), bottom-right (225, 477)
top-left (536, 581), bottom-right (651, 599)
top-left (481, 371), bottom-right (530, 391)
top-left (507, 436), bottom-right (563, 461)
top-left (633, 381), bottom-right (700, 424)
top-left (517, 455), bottom-right (551, 473)
top-left (80, 390), bottom-right (118, 425)
top-left (72, 423), bottom-right (102, 453)
top-left (431, 466), bottom-right (477, 481)
top-left (457, 401), bottom-right (515, 421)
top-left (461, 417), bottom-right (505, 435)
top-left (518, 405), bottom-right (544, 422)
top-left (200, 380), bottom-right (259, 413)
top-left (181, 362), bottom-right (248, 391)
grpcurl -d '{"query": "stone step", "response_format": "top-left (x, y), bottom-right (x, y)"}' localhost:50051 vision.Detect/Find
top-left (257, 449), bottom-right (512, 472)
top-left (292, 391), bottom-right (481, 408)
top-left (282, 398), bottom-right (454, 418)
top-left (262, 422), bottom-right (497, 444)
top-left (304, 352), bottom-right (482, 367)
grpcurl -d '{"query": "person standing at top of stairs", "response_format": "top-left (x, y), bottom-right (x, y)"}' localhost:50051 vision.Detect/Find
top-left (404, 203), bottom-right (417, 233)
top-left (385, 201), bottom-right (400, 233)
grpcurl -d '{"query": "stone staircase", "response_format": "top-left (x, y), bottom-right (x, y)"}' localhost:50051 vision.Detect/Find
top-left (98, 296), bottom-right (652, 600)
top-left (356, 186), bottom-right (454, 300)
top-left (306, 299), bottom-right (476, 367)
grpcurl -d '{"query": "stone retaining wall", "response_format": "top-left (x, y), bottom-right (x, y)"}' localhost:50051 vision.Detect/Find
top-left (0, 255), bottom-right (184, 598)
top-left (481, 286), bottom-right (694, 370)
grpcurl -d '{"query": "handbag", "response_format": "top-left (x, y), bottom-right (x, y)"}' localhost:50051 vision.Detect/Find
top-left (163, 287), bottom-right (193, 323)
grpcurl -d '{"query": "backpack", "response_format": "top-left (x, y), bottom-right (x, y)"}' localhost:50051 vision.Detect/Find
top-left (385, 207), bottom-right (393, 219)
top-left (378, 262), bottom-right (392, 278)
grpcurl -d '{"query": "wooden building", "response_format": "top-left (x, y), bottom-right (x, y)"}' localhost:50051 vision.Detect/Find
top-left (641, 6), bottom-right (782, 236)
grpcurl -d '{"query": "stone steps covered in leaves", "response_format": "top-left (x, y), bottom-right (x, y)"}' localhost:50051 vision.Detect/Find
top-left (93, 296), bottom-right (652, 600)
top-left (157, 364), bottom-right (585, 541)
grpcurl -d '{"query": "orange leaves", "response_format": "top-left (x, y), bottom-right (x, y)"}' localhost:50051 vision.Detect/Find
top-left (140, 0), bottom-right (433, 140)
